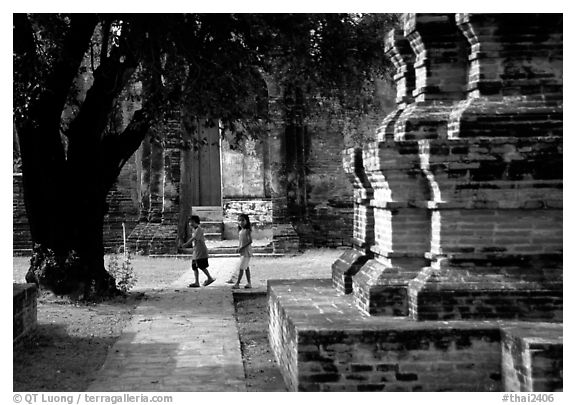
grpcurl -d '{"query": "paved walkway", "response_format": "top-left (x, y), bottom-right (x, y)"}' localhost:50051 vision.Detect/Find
top-left (87, 269), bottom-right (245, 391)
top-left (87, 250), bottom-right (340, 392)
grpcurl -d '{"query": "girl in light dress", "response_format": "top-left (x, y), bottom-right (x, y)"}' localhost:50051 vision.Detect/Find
top-left (231, 213), bottom-right (253, 289)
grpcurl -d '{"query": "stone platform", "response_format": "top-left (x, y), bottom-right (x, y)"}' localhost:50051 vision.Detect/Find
top-left (268, 279), bottom-right (562, 392)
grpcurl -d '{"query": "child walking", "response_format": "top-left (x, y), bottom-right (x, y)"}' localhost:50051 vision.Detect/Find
top-left (232, 213), bottom-right (253, 289)
top-left (182, 215), bottom-right (216, 288)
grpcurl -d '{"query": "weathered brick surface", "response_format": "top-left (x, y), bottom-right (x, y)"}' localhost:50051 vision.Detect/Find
top-left (292, 121), bottom-right (355, 249)
top-left (332, 249), bottom-right (370, 295)
top-left (332, 148), bottom-right (374, 294)
top-left (13, 175), bottom-right (31, 254)
top-left (269, 279), bottom-right (563, 392)
top-left (13, 283), bottom-right (38, 345)
top-left (269, 280), bottom-right (506, 392)
top-left (222, 199), bottom-right (273, 239)
top-left (348, 13), bottom-right (563, 322)
top-left (501, 324), bottom-right (563, 392)
top-left (353, 257), bottom-right (423, 316)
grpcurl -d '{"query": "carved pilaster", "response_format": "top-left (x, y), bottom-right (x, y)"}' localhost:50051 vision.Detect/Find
top-left (263, 75), bottom-right (300, 253)
top-left (148, 132), bottom-right (165, 223)
top-left (394, 13), bottom-right (469, 141)
top-left (351, 14), bottom-right (469, 316)
top-left (375, 29), bottom-right (415, 142)
top-left (332, 147), bottom-right (374, 294)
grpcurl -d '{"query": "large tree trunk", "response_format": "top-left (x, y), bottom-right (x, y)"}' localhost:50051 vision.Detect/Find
top-left (18, 15), bottom-right (152, 299)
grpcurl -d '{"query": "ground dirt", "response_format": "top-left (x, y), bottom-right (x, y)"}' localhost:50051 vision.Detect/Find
top-left (13, 250), bottom-right (339, 392)
top-left (13, 290), bottom-right (143, 391)
top-left (12, 256), bottom-right (290, 392)
top-left (233, 292), bottom-right (286, 392)
top-left (13, 289), bottom-right (284, 392)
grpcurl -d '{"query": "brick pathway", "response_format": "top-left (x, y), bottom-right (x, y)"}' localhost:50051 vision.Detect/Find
top-left (87, 250), bottom-right (340, 392)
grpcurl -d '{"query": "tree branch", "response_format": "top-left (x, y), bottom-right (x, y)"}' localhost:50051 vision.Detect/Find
top-left (100, 19), bottom-right (111, 63)
top-left (39, 14), bottom-right (99, 130)
top-left (101, 107), bottom-right (153, 191)
top-left (66, 18), bottom-right (140, 145)
top-left (13, 14), bottom-right (38, 68)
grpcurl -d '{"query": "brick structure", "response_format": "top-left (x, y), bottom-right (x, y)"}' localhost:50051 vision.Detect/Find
top-left (13, 175), bottom-right (31, 255)
top-left (127, 116), bottom-right (183, 254)
top-left (269, 13), bottom-right (563, 391)
top-left (13, 283), bottom-right (38, 345)
top-left (331, 148), bottom-right (374, 294)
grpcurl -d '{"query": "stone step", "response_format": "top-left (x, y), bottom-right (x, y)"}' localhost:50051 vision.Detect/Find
top-left (13, 249), bottom-right (32, 257)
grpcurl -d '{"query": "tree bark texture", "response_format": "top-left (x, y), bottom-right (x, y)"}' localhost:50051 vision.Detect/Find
top-left (17, 15), bottom-right (151, 298)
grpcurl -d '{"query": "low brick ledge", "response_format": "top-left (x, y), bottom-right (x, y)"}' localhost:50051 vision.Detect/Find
top-left (13, 283), bottom-right (38, 346)
top-left (267, 279), bottom-right (563, 392)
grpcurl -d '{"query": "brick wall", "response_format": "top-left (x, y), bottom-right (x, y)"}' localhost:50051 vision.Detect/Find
top-left (13, 174), bottom-right (31, 253)
top-left (269, 280), bottom-right (503, 392)
top-left (222, 199), bottom-right (273, 239)
top-left (221, 137), bottom-right (267, 198)
top-left (501, 325), bottom-right (563, 391)
top-left (292, 120), bottom-right (354, 247)
top-left (13, 283), bottom-right (38, 345)
top-left (269, 279), bottom-right (563, 392)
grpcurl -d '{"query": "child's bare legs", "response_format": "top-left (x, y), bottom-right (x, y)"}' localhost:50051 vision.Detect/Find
top-left (244, 267), bottom-right (252, 288)
top-left (189, 269), bottom-right (200, 288)
top-left (201, 268), bottom-right (215, 286)
top-left (189, 265), bottom-right (215, 288)
top-left (233, 268), bottom-right (244, 289)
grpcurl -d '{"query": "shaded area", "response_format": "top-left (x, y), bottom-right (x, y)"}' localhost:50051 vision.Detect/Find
top-left (13, 292), bottom-right (143, 391)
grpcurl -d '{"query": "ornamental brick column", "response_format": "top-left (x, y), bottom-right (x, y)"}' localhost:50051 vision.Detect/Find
top-left (374, 30), bottom-right (415, 139)
top-left (331, 147), bottom-right (374, 294)
top-left (148, 131), bottom-right (165, 223)
top-left (351, 14), bottom-right (471, 316)
top-left (394, 13), bottom-right (469, 140)
top-left (264, 74), bottom-right (300, 253)
top-left (128, 125), bottom-right (173, 254)
top-left (408, 13), bottom-right (563, 321)
top-left (332, 29), bottom-right (414, 296)
top-left (136, 136), bottom-right (151, 222)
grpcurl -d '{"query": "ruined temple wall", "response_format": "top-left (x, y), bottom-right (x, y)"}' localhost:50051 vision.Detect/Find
top-left (293, 80), bottom-right (396, 248)
top-left (102, 154), bottom-right (140, 252)
top-left (221, 136), bottom-right (273, 238)
top-left (293, 121), bottom-right (354, 247)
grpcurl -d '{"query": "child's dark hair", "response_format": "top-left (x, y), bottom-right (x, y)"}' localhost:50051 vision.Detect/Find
top-left (238, 213), bottom-right (252, 231)
top-left (189, 215), bottom-right (200, 224)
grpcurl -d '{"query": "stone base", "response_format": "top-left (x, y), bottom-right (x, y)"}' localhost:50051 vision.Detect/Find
top-left (331, 249), bottom-right (370, 294)
top-left (408, 266), bottom-right (563, 322)
top-left (272, 223), bottom-right (300, 253)
top-left (501, 324), bottom-right (563, 392)
top-left (223, 221), bottom-right (273, 240)
top-left (13, 283), bottom-right (38, 346)
top-left (267, 279), bottom-right (563, 392)
top-left (352, 258), bottom-right (422, 316)
top-left (127, 223), bottom-right (178, 254)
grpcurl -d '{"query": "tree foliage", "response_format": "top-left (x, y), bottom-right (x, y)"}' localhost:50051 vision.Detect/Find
top-left (13, 13), bottom-right (399, 298)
